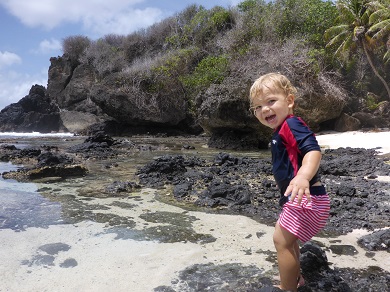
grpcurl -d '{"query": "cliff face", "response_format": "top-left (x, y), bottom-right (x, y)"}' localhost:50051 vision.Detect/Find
top-left (1, 53), bottom-right (389, 149)
top-left (44, 55), bottom-right (196, 136)
top-left (89, 72), bottom-right (188, 126)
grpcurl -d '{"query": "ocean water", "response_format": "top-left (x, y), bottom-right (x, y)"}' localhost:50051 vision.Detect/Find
top-left (0, 133), bottom-right (80, 231)
top-left (0, 132), bottom-right (75, 138)
top-left (0, 133), bottom-right (221, 232)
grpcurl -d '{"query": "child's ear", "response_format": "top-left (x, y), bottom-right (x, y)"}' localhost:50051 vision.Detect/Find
top-left (286, 94), bottom-right (295, 109)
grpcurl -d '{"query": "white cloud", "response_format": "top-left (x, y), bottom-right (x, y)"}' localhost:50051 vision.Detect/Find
top-left (0, 0), bottom-right (160, 36)
top-left (0, 51), bottom-right (22, 69)
top-left (35, 38), bottom-right (62, 54)
top-left (0, 70), bottom-right (47, 110)
top-left (229, 0), bottom-right (243, 6)
top-left (83, 7), bottom-right (163, 36)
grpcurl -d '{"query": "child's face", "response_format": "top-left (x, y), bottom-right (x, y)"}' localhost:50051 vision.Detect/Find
top-left (250, 87), bottom-right (294, 129)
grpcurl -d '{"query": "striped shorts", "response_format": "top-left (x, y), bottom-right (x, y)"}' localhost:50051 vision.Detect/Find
top-left (278, 194), bottom-right (330, 243)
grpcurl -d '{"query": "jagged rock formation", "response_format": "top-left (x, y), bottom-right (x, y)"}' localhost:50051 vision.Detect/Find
top-left (0, 85), bottom-right (62, 133)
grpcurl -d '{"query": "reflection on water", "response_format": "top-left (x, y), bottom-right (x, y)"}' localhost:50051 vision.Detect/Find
top-left (0, 135), bottom-right (269, 236)
top-left (0, 163), bottom-right (63, 230)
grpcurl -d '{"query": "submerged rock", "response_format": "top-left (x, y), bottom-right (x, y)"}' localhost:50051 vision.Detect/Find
top-left (2, 164), bottom-right (88, 182)
top-left (1, 144), bottom-right (87, 182)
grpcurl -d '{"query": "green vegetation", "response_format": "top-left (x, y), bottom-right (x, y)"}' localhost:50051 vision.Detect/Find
top-left (180, 55), bottom-right (229, 92)
top-left (325, 0), bottom-right (390, 100)
top-left (62, 0), bottom-right (390, 115)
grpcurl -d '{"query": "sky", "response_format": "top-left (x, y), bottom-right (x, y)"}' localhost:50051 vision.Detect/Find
top-left (0, 0), bottom-right (242, 111)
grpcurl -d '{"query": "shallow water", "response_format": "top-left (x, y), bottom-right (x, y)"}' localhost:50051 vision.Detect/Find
top-left (0, 135), bottom-right (267, 234)
top-left (0, 161), bottom-right (63, 230)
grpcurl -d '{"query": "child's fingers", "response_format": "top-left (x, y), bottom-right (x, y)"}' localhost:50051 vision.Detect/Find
top-left (305, 188), bottom-right (312, 203)
top-left (287, 187), bottom-right (311, 205)
top-left (296, 188), bottom-right (305, 204)
top-left (284, 185), bottom-right (293, 197)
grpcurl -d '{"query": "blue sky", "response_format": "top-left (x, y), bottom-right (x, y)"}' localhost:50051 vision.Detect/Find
top-left (0, 0), bottom-right (241, 110)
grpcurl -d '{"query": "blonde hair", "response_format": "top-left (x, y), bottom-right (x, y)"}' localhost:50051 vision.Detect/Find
top-left (249, 73), bottom-right (297, 106)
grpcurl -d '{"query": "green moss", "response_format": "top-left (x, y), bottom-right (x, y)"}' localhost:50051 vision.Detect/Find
top-left (180, 55), bottom-right (229, 90)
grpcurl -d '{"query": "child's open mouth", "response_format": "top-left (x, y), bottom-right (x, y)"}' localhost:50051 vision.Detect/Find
top-left (265, 115), bottom-right (276, 123)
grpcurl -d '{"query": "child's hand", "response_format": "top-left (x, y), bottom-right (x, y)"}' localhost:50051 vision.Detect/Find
top-left (284, 175), bottom-right (311, 205)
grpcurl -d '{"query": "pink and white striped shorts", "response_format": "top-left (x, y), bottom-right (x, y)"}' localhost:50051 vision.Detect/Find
top-left (278, 194), bottom-right (330, 242)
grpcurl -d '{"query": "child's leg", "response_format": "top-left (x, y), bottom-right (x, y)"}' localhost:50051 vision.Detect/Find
top-left (293, 241), bottom-right (301, 277)
top-left (294, 241), bottom-right (305, 287)
top-left (293, 240), bottom-right (300, 260)
top-left (273, 222), bottom-right (300, 292)
top-left (274, 241), bottom-right (304, 288)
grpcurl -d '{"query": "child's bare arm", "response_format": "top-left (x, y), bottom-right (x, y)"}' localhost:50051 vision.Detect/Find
top-left (284, 150), bottom-right (321, 204)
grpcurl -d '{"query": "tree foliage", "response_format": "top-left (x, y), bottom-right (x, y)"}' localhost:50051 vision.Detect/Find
top-left (366, 0), bottom-right (390, 62)
top-left (62, 35), bottom-right (91, 66)
top-left (79, 39), bottom-right (127, 78)
top-left (60, 0), bottom-right (389, 113)
top-left (324, 0), bottom-right (390, 100)
top-left (271, 0), bottom-right (338, 46)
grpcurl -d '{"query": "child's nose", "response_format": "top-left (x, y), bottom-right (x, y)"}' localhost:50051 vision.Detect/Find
top-left (262, 105), bottom-right (270, 113)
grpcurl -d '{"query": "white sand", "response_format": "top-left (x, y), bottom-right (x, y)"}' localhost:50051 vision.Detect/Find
top-left (0, 191), bottom-right (276, 292)
top-left (316, 130), bottom-right (390, 154)
top-left (1, 131), bottom-right (389, 292)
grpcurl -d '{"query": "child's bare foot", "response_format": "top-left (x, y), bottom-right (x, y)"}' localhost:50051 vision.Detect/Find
top-left (272, 274), bottom-right (305, 288)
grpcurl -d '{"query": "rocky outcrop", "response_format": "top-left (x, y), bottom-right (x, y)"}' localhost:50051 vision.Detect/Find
top-left (1, 150), bottom-right (88, 182)
top-left (0, 85), bottom-right (62, 133)
top-left (47, 56), bottom-right (102, 114)
top-left (46, 56), bottom-right (109, 133)
top-left (196, 72), bottom-right (348, 149)
top-left (45, 56), bottom-right (197, 135)
top-left (89, 72), bottom-right (188, 126)
top-left (60, 111), bottom-right (103, 133)
top-left (291, 73), bottom-right (348, 132)
top-left (334, 113), bottom-right (361, 132)
top-left (0, 52), bottom-right (385, 148)
top-left (195, 77), bottom-right (272, 149)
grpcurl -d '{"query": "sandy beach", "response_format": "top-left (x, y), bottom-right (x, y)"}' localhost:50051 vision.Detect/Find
top-left (316, 130), bottom-right (390, 154)
top-left (0, 130), bottom-right (389, 292)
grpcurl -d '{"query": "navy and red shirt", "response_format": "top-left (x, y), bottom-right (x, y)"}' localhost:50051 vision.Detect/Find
top-left (271, 115), bottom-right (322, 206)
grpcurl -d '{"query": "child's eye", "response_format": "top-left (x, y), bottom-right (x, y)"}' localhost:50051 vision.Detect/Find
top-left (250, 105), bottom-right (262, 115)
top-left (254, 105), bottom-right (262, 115)
top-left (268, 100), bottom-right (276, 105)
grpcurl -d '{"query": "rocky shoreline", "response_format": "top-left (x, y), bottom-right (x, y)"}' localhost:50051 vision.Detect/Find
top-left (0, 133), bottom-right (389, 291)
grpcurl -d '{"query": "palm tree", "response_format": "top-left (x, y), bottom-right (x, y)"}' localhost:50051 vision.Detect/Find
top-left (367, 0), bottom-right (390, 62)
top-left (324, 0), bottom-right (390, 100)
